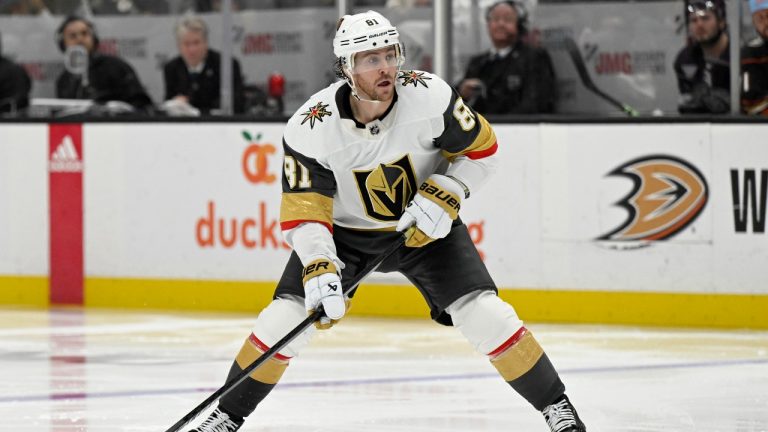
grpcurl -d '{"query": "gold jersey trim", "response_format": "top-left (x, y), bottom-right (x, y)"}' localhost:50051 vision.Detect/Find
top-left (441, 114), bottom-right (496, 162)
top-left (280, 192), bottom-right (334, 227)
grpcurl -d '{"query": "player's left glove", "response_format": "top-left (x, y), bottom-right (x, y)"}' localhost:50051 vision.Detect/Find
top-left (396, 174), bottom-right (464, 248)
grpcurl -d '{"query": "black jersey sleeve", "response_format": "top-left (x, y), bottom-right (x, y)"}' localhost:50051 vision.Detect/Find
top-left (433, 88), bottom-right (498, 162)
top-left (280, 140), bottom-right (337, 233)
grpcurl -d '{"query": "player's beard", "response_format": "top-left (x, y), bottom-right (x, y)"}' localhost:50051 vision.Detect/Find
top-left (355, 73), bottom-right (395, 102)
top-left (697, 25), bottom-right (723, 47)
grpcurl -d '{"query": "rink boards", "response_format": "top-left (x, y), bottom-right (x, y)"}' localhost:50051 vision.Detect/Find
top-left (1, 122), bottom-right (767, 328)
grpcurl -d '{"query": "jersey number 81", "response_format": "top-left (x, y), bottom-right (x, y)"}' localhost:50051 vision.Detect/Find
top-left (452, 97), bottom-right (476, 131)
top-left (284, 156), bottom-right (312, 189)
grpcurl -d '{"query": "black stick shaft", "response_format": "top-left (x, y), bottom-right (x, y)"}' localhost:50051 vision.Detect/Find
top-left (165, 236), bottom-right (404, 432)
top-left (563, 36), bottom-right (639, 117)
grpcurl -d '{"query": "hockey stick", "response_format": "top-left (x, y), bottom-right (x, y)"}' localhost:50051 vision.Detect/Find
top-left (165, 235), bottom-right (405, 432)
top-left (562, 36), bottom-right (639, 117)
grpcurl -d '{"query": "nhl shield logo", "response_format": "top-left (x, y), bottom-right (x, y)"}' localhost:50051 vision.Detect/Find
top-left (353, 154), bottom-right (417, 222)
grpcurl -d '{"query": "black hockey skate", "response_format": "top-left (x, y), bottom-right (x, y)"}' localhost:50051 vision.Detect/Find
top-left (189, 407), bottom-right (244, 432)
top-left (542, 394), bottom-right (586, 432)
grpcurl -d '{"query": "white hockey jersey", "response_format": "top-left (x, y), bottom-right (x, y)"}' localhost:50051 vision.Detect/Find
top-left (279, 70), bottom-right (497, 264)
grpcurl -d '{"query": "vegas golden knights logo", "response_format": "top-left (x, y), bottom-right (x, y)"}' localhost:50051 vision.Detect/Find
top-left (353, 155), bottom-right (417, 222)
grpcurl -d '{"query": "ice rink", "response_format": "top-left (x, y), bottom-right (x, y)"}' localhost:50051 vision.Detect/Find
top-left (2, 307), bottom-right (767, 432)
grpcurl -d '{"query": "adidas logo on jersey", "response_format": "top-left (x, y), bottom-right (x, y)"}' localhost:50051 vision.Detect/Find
top-left (49, 135), bottom-right (83, 173)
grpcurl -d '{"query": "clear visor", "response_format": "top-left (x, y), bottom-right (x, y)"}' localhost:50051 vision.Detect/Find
top-left (349, 45), bottom-right (404, 74)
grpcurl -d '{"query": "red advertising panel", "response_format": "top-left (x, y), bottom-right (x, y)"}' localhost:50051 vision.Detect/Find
top-left (48, 124), bottom-right (84, 305)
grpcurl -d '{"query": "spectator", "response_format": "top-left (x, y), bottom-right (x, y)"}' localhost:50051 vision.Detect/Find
top-left (55, 16), bottom-right (154, 111)
top-left (0, 54), bottom-right (31, 114)
top-left (163, 16), bottom-right (245, 114)
top-left (741, 0), bottom-right (768, 115)
top-left (674, 0), bottom-right (730, 114)
top-left (457, 1), bottom-right (556, 115)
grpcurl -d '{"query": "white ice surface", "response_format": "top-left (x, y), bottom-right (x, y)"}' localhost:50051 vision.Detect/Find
top-left (1, 308), bottom-right (766, 431)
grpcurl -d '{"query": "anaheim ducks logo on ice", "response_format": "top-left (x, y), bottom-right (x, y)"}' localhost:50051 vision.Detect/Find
top-left (300, 101), bottom-right (332, 129)
top-left (353, 154), bottom-right (417, 222)
top-left (599, 155), bottom-right (708, 243)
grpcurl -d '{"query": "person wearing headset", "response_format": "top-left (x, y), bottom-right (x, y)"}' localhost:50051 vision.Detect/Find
top-left (457, 0), bottom-right (556, 115)
top-left (55, 16), bottom-right (153, 112)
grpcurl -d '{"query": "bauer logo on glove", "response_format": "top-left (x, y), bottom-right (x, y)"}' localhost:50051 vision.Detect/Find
top-left (396, 174), bottom-right (464, 248)
top-left (419, 179), bottom-right (461, 216)
top-left (301, 260), bottom-right (333, 281)
top-left (302, 257), bottom-right (347, 329)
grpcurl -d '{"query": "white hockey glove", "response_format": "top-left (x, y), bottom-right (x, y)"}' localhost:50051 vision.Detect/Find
top-left (396, 174), bottom-right (464, 248)
top-left (302, 257), bottom-right (347, 330)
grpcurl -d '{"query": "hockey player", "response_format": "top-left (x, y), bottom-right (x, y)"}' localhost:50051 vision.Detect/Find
top-left (674, 0), bottom-right (731, 113)
top-left (189, 10), bottom-right (585, 432)
top-left (742, 0), bottom-right (768, 115)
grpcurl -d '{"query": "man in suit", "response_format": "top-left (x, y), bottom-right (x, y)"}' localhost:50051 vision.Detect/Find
top-left (457, 1), bottom-right (556, 115)
top-left (0, 54), bottom-right (31, 115)
top-left (163, 16), bottom-right (245, 114)
top-left (55, 16), bottom-right (154, 112)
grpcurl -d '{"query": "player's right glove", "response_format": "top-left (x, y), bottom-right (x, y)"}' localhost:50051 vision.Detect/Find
top-left (396, 174), bottom-right (464, 248)
top-left (302, 257), bottom-right (346, 330)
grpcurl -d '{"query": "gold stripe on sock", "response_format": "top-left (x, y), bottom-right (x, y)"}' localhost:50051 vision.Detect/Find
top-left (490, 331), bottom-right (544, 381)
top-left (234, 337), bottom-right (289, 384)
